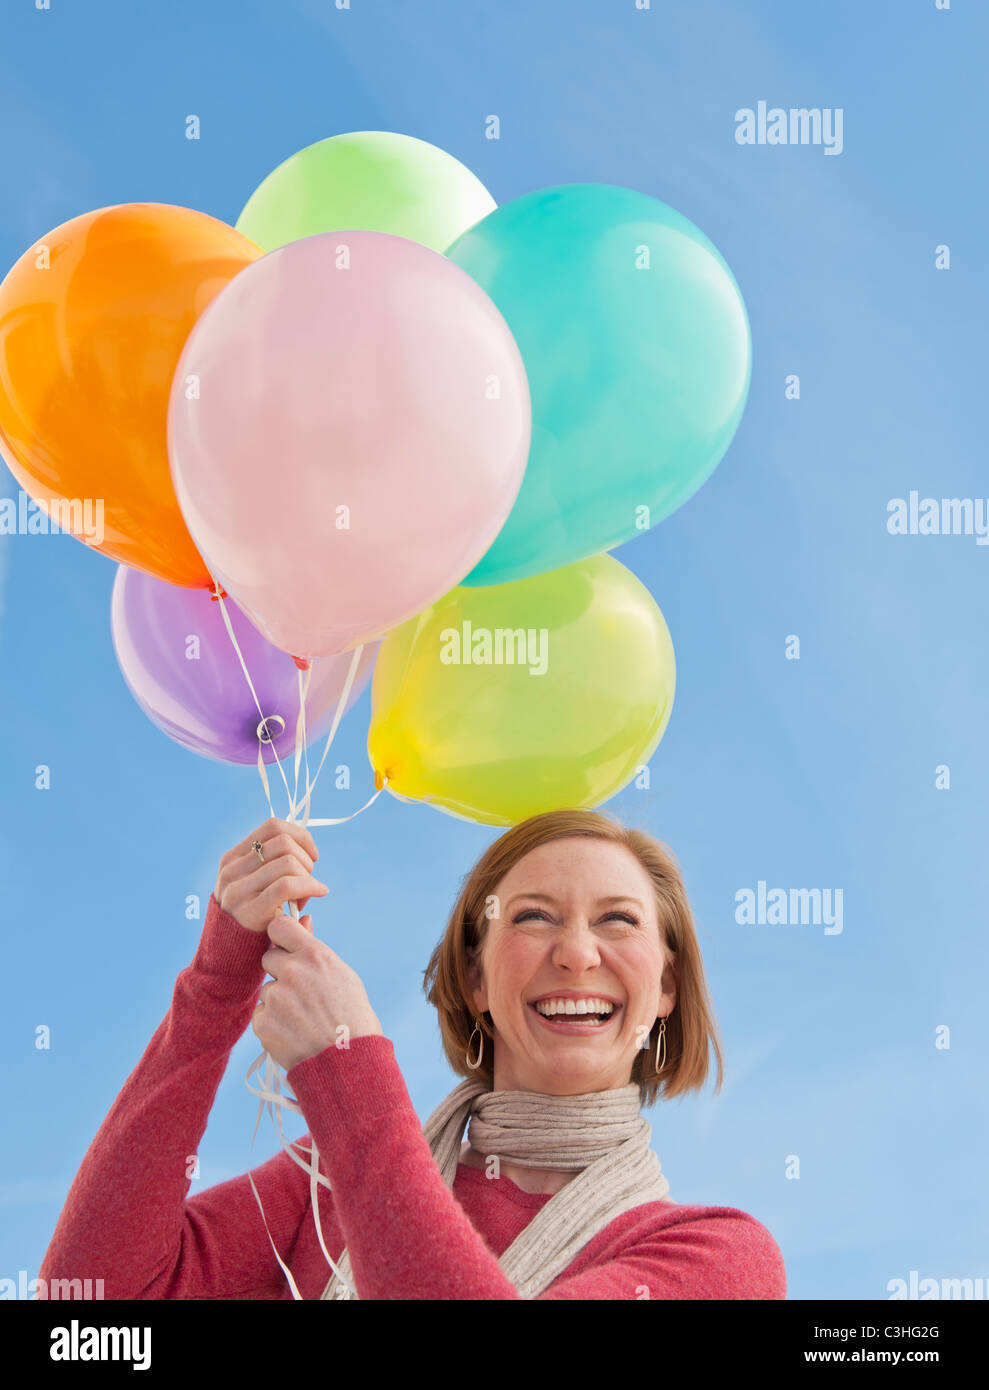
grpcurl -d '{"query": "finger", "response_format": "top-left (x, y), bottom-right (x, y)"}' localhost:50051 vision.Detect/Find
top-left (260, 943), bottom-right (291, 977)
top-left (220, 854), bottom-right (327, 932)
top-left (230, 836), bottom-right (316, 885)
top-left (264, 873), bottom-right (327, 919)
top-left (232, 817), bottom-right (319, 865)
top-left (250, 854), bottom-right (326, 904)
top-left (215, 837), bottom-right (319, 905)
top-left (300, 914), bottom-right (313, 933)
top-left (262, 816), bottom-right (319, 863)
top-left (267, 911), bottom-right (323, 952)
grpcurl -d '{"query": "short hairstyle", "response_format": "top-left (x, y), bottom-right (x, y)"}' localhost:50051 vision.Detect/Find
top-left (422, 808), bottom-right (724, 1107)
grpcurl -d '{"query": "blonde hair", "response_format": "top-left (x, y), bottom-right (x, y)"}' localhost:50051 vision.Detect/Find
top-left (422, 809), bottom-right (724, 1107)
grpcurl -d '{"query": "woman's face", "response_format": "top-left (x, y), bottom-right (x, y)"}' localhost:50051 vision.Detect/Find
top-left (469, 836), bottom-right (677, 1095)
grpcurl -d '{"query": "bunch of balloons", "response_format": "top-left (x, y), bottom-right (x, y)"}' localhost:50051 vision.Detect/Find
top-left (0, 131), bottom-right (750, 826)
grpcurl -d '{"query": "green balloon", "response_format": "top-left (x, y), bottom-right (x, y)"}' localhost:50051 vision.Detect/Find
top-left (235, 131), bottom-right (496, 254)
top-left (444, 184), bottom-right (752, 586)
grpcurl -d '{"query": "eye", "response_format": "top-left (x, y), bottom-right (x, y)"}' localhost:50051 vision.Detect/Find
top-left (511, 909), bottom-right (640, 926)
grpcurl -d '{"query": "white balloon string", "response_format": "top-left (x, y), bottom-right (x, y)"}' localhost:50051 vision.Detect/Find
top-left (211, 582), bottom-right (298, 819)
top-left (303, 784), bottom-right (386, 825)
top-left (244, 1049), bottom-right (357, 1294)
top-left (299, 644), bottom-right (365, 821)
top-left (242, 656), bottom-right (367, 1296)
top-left (246, 1172), bottom-right (305, 1301)
top-left (209, 583), bottom-right (373, 1298)
top-left (292, 663), bottom-right (313, 819)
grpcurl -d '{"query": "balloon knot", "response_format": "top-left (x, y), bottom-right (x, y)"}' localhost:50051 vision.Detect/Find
top-left (209, 585), bottom-right (228, 601)
top-left (257, 715), bottom-right (286, 745)
top-left (291, 654), bottom-right (311, 670)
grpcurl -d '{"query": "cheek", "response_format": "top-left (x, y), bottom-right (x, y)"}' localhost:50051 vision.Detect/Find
top-left (486, 933), bottom-right (543, 1000)
top-left (613, 939), bottom-right (666, 992)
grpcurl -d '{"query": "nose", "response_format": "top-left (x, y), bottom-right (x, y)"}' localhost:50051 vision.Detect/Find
top-left (549, 919), bottom-right (603, 973)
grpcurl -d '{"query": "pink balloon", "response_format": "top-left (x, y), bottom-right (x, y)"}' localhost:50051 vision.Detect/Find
top-left (167, 230), bottom-right (531, 658)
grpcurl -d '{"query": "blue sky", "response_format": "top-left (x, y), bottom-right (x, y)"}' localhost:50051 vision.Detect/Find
top-left (2, 0), bottom-right (986, 1301)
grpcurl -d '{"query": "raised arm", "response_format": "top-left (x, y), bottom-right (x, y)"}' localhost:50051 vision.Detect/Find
top-left (39, 817), bottom-right (331, 1300)
top-left (287, 1036), bottom-right (786, 1301)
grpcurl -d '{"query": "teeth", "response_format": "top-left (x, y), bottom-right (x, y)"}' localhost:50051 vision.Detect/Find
top-left (534, 998), bottom-right (615, 1017)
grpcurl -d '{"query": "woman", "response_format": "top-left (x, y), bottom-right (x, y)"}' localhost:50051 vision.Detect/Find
top-left (39, 808), bottom-right (786, 1300)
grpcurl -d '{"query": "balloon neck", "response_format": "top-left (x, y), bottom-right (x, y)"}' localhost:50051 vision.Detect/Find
top-left (257, 715), bottom-right (286, 745)
top-left (373, 769), bottom-right (390, 792)
top-left (209, 584), bottom-right (228, 601)
top-left (291, 654), bottom-right (311, 670)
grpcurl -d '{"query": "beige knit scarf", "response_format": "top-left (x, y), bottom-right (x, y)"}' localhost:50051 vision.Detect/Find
top-left (320, 1076), bottom-right (671, 1300)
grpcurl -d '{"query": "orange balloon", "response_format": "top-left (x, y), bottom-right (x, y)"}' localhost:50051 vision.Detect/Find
top-left (0, 203), bottom-right (263, 587)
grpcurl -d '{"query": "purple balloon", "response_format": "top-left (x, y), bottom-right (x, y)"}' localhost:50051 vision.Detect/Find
top-left (111, 565), bottom-right (377, 765)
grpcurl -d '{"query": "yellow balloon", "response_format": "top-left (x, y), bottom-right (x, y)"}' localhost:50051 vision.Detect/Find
top-left (367, 553), bottom-right (676, 826)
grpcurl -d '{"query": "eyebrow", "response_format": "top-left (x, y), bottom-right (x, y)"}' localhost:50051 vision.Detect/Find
top-left (504, 893), bottom-right (647, 911)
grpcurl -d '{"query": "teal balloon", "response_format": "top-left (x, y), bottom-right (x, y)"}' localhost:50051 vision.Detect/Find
top-left (445, 184), bottom-right (751, 586)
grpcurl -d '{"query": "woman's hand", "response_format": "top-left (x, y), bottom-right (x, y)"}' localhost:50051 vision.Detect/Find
top-left (253, 911), bottom-right (384, 1070)
top-left (213, 816), bottom-right (327, 932)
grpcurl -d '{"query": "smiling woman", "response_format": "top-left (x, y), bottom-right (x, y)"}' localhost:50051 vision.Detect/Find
top-left (37, 809), bottom-right (785, 1302)
top-left (426, 811), bottom-right (720, 1112)
top-left (320, 810), bottom-right (784, 1299)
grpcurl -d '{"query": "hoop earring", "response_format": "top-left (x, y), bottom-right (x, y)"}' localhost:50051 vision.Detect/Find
top-left (466, 1021), bottom-right (484, 1070)
top-left (654, 1016), bottom-right (667, 1072)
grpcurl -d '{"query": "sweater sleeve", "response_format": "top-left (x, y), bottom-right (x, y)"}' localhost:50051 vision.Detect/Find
top-left (38, 893), bottom-right (319, 1301)
top-left (285, 1035), bottom-right (787, 1301)
top-left (286, 1034), bottom-right (521, 1300)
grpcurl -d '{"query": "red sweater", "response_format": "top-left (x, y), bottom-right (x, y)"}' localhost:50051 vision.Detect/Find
top-left (38, 893), bottom-right (786, 1300)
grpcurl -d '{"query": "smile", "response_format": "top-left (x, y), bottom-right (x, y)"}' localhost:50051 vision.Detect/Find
top-left (527, 1000), bottom-right (622, 1033)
